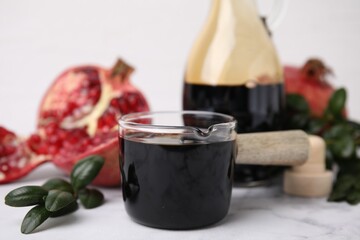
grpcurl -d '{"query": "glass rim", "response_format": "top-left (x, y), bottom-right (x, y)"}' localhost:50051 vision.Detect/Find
top-left (118, 110), bottom-right (237, 132)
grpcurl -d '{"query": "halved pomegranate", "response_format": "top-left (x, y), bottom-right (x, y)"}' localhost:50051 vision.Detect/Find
top-left (0, 59), bottom-right (150, 186)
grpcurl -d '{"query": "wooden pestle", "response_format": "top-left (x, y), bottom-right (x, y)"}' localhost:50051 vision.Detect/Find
top-left (236, 130), bottom-right (309, 166)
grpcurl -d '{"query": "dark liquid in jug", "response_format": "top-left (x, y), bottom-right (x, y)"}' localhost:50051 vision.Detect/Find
top-left (119, 135), bottom-right (235, 229)
top-left (183, 82), bottom-right (285, 185)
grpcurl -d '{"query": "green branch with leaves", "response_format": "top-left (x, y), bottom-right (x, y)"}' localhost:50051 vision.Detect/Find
top-left (4, 155), bottom-right (105, 234)
top-left (285, 88), bottom-right (360, 204)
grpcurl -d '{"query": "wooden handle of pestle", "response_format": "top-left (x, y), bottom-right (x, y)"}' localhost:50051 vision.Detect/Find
top-left (236, 130), bottom-right (309, 166)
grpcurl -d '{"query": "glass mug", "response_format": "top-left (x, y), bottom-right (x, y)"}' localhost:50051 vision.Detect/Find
top-left (118, 111), bottom-right (237, 229)
top-left (118, 111), bottom-right (309, 229)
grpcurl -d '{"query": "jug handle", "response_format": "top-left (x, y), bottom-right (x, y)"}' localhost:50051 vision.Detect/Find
top-left (265, 0), bottom-right (289, 31)
top-left (236, 130), bottom-right (309, 166)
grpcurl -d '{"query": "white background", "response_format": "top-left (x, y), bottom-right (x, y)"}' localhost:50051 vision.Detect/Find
top-left (0, 0), bottom-right (360, 135)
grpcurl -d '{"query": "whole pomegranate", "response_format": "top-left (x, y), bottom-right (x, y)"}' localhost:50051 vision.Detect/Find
top-left (0, 59), bottom-right (149, 186)
top-left (284, 59), bottom-right (335, 117)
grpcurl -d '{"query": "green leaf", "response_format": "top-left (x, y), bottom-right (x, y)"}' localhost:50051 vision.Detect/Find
top-left (42, 178), bottom-right (74, 193)
top-left (328, 88), bottom-right (346, 117)
top-left (45, 190), bottom-right (75, 212)
top-left (71, 155), bottom-right (104, 191)
top-left (286, 94), bottom-right (310, 113)
top-left (289, 113), bottom-right (309, 129)
top-left (5, 186), bottom-right (48, 207)
top-left (346, 191), bottom-right (360, 205)
top-left (50, 201), bottom-right (79, 218)
top-left (323, 124), bottom-right (352, 140)
top-left (79, 188), bottom-right (104, 209)
top-left (330, 135), bottom-right (355, 159)
top-left (354, 178), bottom-right (360, 191)
top-left (307, 119), bottom-right (325, 134)
top-left (328, 174), bottom-right (355, 202)
top-left (21, 205), bottom-right (50, 234)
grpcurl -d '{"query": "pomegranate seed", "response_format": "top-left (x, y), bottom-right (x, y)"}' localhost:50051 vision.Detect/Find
top-left (0, 127), bottom-right (10, 138)
top-left (1, 163), bottom-right (10, 172)
top-left (75, 128), bottom-right (88, 137)
top-left (88, 87), bottom-right (101, 99)
top-left (82, 68), bottom-right (99, 82)
top-left (92, 137), bottom-right (102, 145)
top-left (81, 138), bottom-right (92, 146)
top-left (48, 145), bottom-right (59, 155)
top-left (110, 98), bottom-right (119, 108)
top-left (41, 111), bottom-right (51, 118)
top-left (66, 136), bottom-right (78, 145)
top-left (4, 146), bottom-right (16, 156)
top-left (81, 79), bottom-right (91, 88)
top-left (44, 110), bottom-right (60, 119)
top-left (29, 134), bottom-right (41, 144)
top-left (57, 130), bottom-right (68, 141)
top-left (27, 134), bottom-right (42, 152)
top-left (105, 114), bottom-right (117, 128)
top-left (97, 117), bottom-right (106, 129)
top-left (48, 135), bottom-right (62, 147)
top-left (0, 145), bottom-right (5, 157)
top-left (65, 102), bottom-right (78, 115)
top-left (0, 126), bottom-right (15, 142)
top-left (62, 141), bottom-right (73, 150)
top-left (127, 93), bottom-right (143, 110)
top-left (36, 144), bottom-right (48, 155)
top-left (0, 127), bottom-right (6, 137)
top-left (118, 98), bottom-right (129, 114)
top-left (77, 144), bottom-right (87, 152)
top-left (44, 122), bottom-right (59, 136)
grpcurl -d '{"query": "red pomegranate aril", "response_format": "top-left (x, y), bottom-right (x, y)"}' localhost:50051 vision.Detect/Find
top-left (1, 163), bottom-right (9, 173)
top-left (27, 135), bottom-right (41, 153)
top-left (89, 87), bottom-right (101, 98)
top-left (118, 99), bottom-right (129, 113)
top-left (48, 146), bottom-right (59, 155)
top-left (97, 118), bottom-right (106, 129)
top-left (110, 98), bottom-right (119, 108)
top-left (127, 93), bottom-right (139, 107)
top-left (29, 134), bottom-right (41, 144)
top-left (48, 137), bottom-right (63, 150)
top-left (4, 146), bottom-right (16, 156)
top-left (37, 145), bottom-right (49, 155)
top-left (57, 130), bottom-right (67, 141)
top-left (65, 102), bottom-right (78, 115)
top-left (81, 138), bottom-right (92, 147)
top-left (41, 110), bottom-right (57, 119)
top-left (104, 113), bottom-right (117, 126)
top-left (0, 127), bottom-right (15, 142)
top-left (44, 122), bottom-right (59, 136)
top-left (0, 146), bottom-right (5, 157)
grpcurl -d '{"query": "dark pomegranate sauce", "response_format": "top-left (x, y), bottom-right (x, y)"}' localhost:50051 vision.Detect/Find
top-left (119, 134), bottom-right (235, 229)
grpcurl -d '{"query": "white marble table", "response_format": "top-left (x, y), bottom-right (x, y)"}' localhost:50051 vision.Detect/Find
top-left (1, 164), bottom-right (359, 240)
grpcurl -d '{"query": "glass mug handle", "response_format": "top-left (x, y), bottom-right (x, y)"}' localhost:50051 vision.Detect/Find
top-left (265, 0), bottom-right (288, 31)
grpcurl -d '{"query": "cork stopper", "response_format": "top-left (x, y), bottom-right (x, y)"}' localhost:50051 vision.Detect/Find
top-left (283, 135), bottom-right (333, 197)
